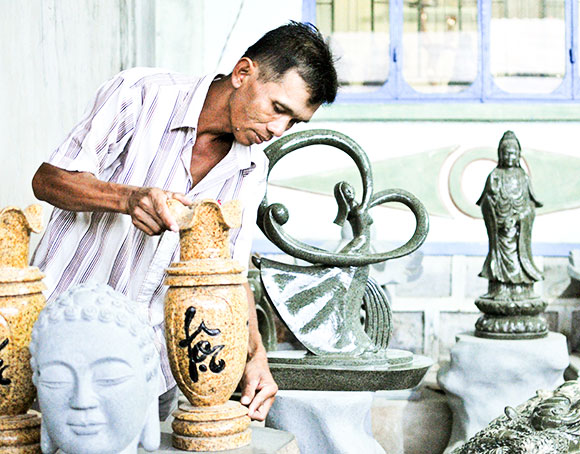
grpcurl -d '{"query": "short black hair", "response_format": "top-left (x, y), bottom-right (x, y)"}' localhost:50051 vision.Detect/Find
top-left (243, 21), bottom-right (338, 105)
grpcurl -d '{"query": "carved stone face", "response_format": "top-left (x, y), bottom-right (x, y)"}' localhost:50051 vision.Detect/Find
top-left (499, 140), bottom-right (520, 168)
top-left (35, 319), bottom-right (154, 454)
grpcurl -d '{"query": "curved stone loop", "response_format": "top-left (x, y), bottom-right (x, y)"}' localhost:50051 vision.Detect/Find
top-left (258, 130), bottom-right (428, 266)
top-left (261, 129), bottom-right (374, 213)
top-left (367, 188), bottom-right (429, 263)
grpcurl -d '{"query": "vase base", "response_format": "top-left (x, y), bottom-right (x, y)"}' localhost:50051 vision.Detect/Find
top-left (172, 401), bottom-right (251, 451)
top-left (0, 411), bottom-right (41, 453)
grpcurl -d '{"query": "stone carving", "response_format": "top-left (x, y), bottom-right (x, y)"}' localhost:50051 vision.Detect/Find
top-left (475, 131), bottom-right (547, 339)
top-left (29, 282), bottom-right (160, 454)
top-left (250, 129), bottom-right (432, 394)
top-left (256, 130), bottom-right (433, 454)
top-left (453, 380), bottom-right (580, 454)
top-left (255, 130), bottom-right (429, 358)
top-left (165, 199), bottom-right (251, 451)
top-left (0, 204), bottom-right (45, 453)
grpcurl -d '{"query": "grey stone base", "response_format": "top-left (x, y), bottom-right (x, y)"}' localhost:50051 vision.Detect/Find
top-left (268, 349), bottom-right (433, 391)
top-left (266, 390), bottom-right (384, 454)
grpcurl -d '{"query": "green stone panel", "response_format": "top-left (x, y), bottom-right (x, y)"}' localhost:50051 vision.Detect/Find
top-left (271, 146), bottom-right (455, 218)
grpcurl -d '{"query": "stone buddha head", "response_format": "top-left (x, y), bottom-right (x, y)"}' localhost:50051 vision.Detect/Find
top-left (29, 283), bottom-right (160, 454)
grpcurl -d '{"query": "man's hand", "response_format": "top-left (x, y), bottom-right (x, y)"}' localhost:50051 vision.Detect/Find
top-left (126, 188), bottom-right (190, 235)
top-left (240, 351), bottom-right (278, 421)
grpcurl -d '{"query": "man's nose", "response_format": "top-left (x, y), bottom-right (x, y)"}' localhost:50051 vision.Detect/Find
top-left (70, 376), bottom-right (98, 409)
top-left (267, 117), bottom-right (290, 138)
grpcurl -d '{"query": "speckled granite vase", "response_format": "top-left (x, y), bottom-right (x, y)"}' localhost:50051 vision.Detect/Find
top-left (165, 199), bottom-right (250, 452)
top-left (0, 205), bottom-right (45, 454)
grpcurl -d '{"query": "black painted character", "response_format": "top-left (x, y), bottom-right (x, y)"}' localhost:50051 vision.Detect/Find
top-left (178, 307), bottom-right (226, 383)
top-left (0, 338), bottom-right (10, 386)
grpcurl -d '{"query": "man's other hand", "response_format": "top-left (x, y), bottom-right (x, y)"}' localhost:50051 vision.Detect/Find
top-left (240, 351), bottom-right (278, 421)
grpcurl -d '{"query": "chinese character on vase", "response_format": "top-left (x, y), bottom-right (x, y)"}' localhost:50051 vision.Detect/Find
top-left (179, 307), bottom-right (226, 383)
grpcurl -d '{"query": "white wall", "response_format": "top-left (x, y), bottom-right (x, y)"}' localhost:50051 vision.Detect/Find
top-left (156, 0), bottom-right (303, 75)
top-left (0, 0), bottom-right (154, 214)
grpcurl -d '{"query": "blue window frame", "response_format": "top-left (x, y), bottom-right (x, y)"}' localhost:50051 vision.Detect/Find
top-left (303, 0), bottom-right (580, 102)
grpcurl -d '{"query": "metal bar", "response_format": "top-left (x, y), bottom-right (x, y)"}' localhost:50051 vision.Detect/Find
top-left (331, 0), bottom-right (335, 32)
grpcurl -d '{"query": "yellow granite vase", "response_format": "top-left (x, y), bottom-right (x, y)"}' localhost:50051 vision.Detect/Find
top-left (0, 205), bottom-right (45, 454)
top-left (165, 199), bottom-right (250, 451)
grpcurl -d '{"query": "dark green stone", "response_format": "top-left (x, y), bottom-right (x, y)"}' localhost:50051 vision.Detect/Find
top-left (254, 129), bottom-right (429, 357)
top-left (453, 380), bottom-right (580, 453)
top-left (475, 131), bottom-right (547, 339)
top-left (267, 350), bottom-right (433, 392)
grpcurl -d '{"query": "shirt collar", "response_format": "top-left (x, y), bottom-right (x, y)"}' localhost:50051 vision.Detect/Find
top-left (169, 73), bottom-right (221, 131)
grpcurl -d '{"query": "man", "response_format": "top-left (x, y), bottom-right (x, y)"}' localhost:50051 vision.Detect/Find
top-left (31, 21), bottom-right (338, 421)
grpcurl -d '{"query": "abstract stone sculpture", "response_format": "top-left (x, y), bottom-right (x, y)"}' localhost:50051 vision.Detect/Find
top-left (453, 380), bottom-right (580, 454)
top-left (475, 131), bottom-right (547, 339)
top-left (254, 129), bottom-right (431, 389)
top-left (165, 199), bottom-right (250, 451)
top-left (0, 204), bottom-right (45, 454)
top-left (29, 282), bottom-right (160, 454)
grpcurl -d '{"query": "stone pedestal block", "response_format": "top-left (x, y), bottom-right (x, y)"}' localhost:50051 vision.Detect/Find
top-left (266, 390), bottom-right (384, 454)
top-left (437, 331), bottom-right (569, 453)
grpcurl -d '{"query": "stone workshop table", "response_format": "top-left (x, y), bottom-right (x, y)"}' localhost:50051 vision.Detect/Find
top-left (139, 426), bottom-right (299, 454)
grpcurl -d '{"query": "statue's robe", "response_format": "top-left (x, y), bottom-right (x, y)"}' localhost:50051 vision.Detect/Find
top-left (477, 167), bottom-right (543, 284)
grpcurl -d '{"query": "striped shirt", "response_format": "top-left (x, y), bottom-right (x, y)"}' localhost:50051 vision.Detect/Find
top-left (31, 67), bottom-right (268, 393)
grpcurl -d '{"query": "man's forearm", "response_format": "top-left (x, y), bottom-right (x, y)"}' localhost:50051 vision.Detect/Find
top-left (32, 163), bottom-right (133, 213)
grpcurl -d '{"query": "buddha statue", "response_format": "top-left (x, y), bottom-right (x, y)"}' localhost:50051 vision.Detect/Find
top-left (474, 131), bottom-right (547, 338)
top-left (29, 282), bottom-right (160, 454)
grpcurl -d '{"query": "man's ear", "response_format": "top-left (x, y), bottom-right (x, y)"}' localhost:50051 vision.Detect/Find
top-left (231, 57), bottom-right (257, 88)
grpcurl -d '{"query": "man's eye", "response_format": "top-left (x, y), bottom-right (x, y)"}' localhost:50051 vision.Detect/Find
top-left (273, 105), bottom-right (283, 114)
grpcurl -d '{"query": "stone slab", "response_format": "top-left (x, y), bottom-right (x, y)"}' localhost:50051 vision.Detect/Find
top-left (138, 427), bottom-right (299, 454)
top-left (437, 331), bottom-right (569, 453)
top-left (268, 350), bottom-right (433, 391)
top-left (266, 390), bottom-right (384, 454)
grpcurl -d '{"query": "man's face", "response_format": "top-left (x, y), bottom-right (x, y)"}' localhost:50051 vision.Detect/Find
top-left (229, 63), bottom-right (320, 146)
top-left (35, 320), bottom-right (153, 454)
